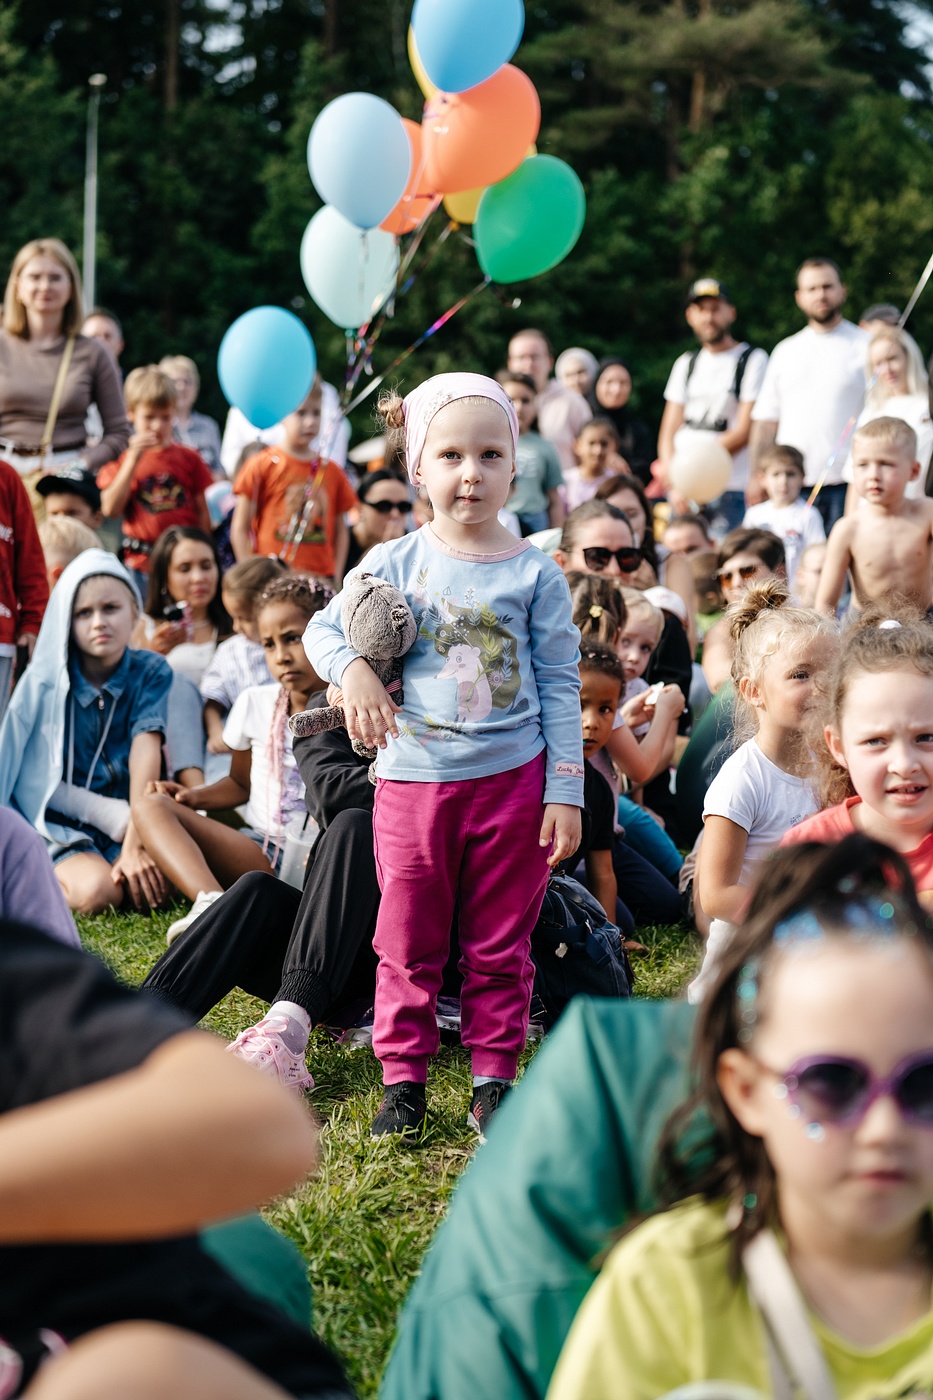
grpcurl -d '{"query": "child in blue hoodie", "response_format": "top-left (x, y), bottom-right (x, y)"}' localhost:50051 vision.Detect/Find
top-left (0, 549), bottom-right (172, 914)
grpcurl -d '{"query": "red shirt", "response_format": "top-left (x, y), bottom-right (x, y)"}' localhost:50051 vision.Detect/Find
top-left (781, 797), bottom-right (933, 891)
top-left (234, 448), bottom-right (356, 578)
top-left (98, 444), bottom-right (213, 571)
top-left (0, 460), bottom-right (48, 649)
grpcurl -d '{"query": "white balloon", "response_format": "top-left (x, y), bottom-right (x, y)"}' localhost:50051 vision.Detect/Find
top-left (300, 207), bottom-right (400, 330)
top-left (669, 434), bottom-right (733, 505)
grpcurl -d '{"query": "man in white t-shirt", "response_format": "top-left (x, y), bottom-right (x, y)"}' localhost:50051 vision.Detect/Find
top-left (658, 279), bottom-right (768, 537)
top-left (750, 258), bottom-right (868, 532)
top-left (507, 327), bottom-right (591, 477)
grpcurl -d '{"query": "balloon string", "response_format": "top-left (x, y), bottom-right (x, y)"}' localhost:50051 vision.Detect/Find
top-left (340, 215), bottom-right (458, 406)
top-left (343, 276), bottom-right (492, 416)
top-left (807, 254), bottom-right (933, 507)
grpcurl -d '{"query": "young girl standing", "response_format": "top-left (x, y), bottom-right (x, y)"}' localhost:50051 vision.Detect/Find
top-left (783, 606), bottom-right (933, 902)
top-left (305, 372), bottom-right (583, 1140)
top-left (693, 579), bottom-right (838, 999)
top-left (549, 835), bottom-right (933, 1398)
top-left (134, 575), bottom-right (332, 944)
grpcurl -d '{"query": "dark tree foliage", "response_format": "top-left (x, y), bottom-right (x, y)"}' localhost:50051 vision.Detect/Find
top-left (7, 0), bottom-right (933, 438)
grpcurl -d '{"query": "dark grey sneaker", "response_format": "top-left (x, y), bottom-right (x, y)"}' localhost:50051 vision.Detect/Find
top-left (467, 1081), bottom-right (511, 1139)
top-left (371, 1081), bottom-right (427, 1140)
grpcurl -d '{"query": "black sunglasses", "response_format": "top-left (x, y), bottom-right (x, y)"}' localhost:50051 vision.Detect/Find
top-left (582, 546), bottom-right (642, 574)
top-left (364, 498), bottom-right (410, 515)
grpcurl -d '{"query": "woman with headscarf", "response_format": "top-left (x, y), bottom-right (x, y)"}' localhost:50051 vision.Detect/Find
top-left (586, 358), bottom-right (655, 485)
top-left (555, 346), bottom-right (599, 398)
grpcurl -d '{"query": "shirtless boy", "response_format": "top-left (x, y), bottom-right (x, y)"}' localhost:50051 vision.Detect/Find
top-left (815, 417), bottom-right (933, 615)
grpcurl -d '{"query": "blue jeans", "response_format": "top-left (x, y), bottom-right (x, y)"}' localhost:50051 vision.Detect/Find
top-left (812, 481), bottom-right (847, 534)
top-left (165, 673), bottom-right (206, 778)
top-left (617, 798), bottom-right (683, 882)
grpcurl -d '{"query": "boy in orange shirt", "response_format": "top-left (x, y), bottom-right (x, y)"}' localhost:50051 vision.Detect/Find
top-left (98, 367), bottom-right (213, 575)
top-left (231, 378), bottom-right (356, 583)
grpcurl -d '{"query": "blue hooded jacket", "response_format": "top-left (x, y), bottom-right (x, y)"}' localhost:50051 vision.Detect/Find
top-left (0, 549), bottom-right (170, 844)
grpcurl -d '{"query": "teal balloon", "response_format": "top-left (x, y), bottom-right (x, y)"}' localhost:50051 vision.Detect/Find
top-left (217, 307), bottom-right (316, 430)
top-left (474, 155), bottom-right (586, 284)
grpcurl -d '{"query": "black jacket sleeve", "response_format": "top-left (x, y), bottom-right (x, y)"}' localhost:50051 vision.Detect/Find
top-left (292, 692), bottom-right (374, 829)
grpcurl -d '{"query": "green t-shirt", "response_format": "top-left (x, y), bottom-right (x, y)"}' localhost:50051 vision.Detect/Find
top-left (547, 1197), bottom-right (933, 1400)
top-left (511, 431), bottom-right (564, 518)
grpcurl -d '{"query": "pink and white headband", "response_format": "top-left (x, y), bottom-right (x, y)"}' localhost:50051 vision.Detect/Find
top-left (402, 372), bottom-right (519, 485)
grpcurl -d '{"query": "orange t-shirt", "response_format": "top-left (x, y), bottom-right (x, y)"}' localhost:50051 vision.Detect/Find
top-left (97, 444), bottom-right (213, 571)
top-left (233, 448), bottom-right (357, 577)
top-left (780, 796), bottom-right (933, 892)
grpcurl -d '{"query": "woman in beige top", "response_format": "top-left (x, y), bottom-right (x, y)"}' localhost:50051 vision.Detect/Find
top-left (0, 239), bottom-right (129, 485)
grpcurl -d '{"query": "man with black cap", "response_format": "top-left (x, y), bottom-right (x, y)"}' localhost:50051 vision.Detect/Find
top-left (36, 465), bottom-right (103, 531)
top-left (657, 278), bottom-right (768, 535)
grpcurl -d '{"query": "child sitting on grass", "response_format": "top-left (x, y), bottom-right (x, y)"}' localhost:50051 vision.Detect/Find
top-left (570, 572), bottom-right (684, 909)
top-left (550, 836), bottom-right (933, 1399)
top-left (0, 549), bottom-right (172, 914)
top-left (231, 376), bottom-right (357, 585)
top-left (133, 574), bottom-right (332, 944)
top-left (200, 554), bottom-right (284, 760)
top-left (692, 578), bottom-right (838, 1000)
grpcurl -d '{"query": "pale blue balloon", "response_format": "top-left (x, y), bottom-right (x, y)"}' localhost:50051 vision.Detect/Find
top-left (300, 207), bottom-right (400, 330)
top-left (412, 0), bottom-right (524, 93)
top-left (217, 307), bottom-right (316, 431)
top-left (308, 93), bottom-right (411, 230)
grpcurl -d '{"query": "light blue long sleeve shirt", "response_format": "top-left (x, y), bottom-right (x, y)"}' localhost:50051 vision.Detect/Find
top-left (303, 526), bottom-right (585, 807)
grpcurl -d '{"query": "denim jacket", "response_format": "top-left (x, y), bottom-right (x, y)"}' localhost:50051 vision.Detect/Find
top-left (64, 647), bottom-right (171, 799)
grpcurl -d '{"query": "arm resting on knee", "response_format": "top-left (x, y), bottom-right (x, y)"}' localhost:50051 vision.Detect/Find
top-left (0, 1030), bottom-right (317, 1243)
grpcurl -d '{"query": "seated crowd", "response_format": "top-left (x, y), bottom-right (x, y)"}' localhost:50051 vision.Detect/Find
top-left (6, 236), bottom-right (933, 1399)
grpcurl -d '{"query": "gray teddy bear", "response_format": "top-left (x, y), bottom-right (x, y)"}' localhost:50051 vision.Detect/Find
top-left (288, 572), bottom-right (418, 758)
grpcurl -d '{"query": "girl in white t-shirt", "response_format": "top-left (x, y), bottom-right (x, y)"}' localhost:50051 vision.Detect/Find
top-left (133, 575), bottom-right (332, 942)
top-left (691, 578), bottom-right (838, 999)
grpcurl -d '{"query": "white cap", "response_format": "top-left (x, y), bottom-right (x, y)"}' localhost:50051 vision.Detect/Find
top-left (643, 586), bottom-right (688, 627)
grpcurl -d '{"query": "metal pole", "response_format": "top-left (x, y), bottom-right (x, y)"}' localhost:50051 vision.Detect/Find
top-left (83, 74), bottom-right (106, 311)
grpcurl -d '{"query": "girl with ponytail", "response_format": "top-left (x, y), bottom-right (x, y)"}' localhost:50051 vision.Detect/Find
top-left (692, 578), bottom-right (838, 999)
top-left (132, 574), bottom-right (332, 952)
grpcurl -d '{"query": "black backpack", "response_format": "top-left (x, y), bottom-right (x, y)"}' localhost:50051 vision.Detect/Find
top-left (530, 873), bottom-right (633, 1031)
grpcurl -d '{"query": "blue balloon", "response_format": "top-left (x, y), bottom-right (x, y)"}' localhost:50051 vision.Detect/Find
top-left (308, 93), bottom-right (411, 230)
top-left (412, 0), bottom-right (524, 93)
top-left (217, 307), bottom-right (317, 431)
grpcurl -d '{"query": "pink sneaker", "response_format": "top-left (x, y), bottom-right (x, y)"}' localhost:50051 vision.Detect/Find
top-left (226, 1016), bottom-right (314, 1095)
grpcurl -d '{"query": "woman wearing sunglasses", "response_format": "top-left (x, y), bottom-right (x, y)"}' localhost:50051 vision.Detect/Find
top-left (549, 834), bottom-right (933, 1399)
top-left (345, 469), bottom-right (411, 573)
top-left (553, 499), bottom-right (644, 581)
top-left (702, 526), bottom-right (787, 695)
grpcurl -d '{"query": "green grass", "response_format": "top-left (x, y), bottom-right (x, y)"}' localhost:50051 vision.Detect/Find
top-left (78, 907), bottom-right (700, 1398)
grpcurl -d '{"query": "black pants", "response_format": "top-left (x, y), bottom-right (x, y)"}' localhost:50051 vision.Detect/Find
top-left (143, 809), bottom-right (380, 1026)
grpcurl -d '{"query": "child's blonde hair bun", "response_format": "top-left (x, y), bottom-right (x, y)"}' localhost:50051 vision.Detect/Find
top-left (728, 577), bottom-right (790, 644)
top-left (377, 391), bottom-right (405, 433)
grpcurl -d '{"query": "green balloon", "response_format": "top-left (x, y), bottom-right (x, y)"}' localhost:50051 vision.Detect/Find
top-left (475, 155), bottom-right (586, 283)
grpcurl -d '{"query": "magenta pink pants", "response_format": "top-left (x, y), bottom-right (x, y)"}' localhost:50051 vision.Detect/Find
top-left (371, 752), bottom-right (549, 1084)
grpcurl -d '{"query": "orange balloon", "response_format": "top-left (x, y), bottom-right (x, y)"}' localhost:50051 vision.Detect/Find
top-left (381, 119), bottom-right (438, 235)
top-left (422, 65), bottom-right (541, 195)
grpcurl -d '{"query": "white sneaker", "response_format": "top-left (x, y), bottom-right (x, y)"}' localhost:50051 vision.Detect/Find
top-left (227, 1016), bottom-right (314, 1095)
top-left (165, 889), bottom-right (224, 945)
